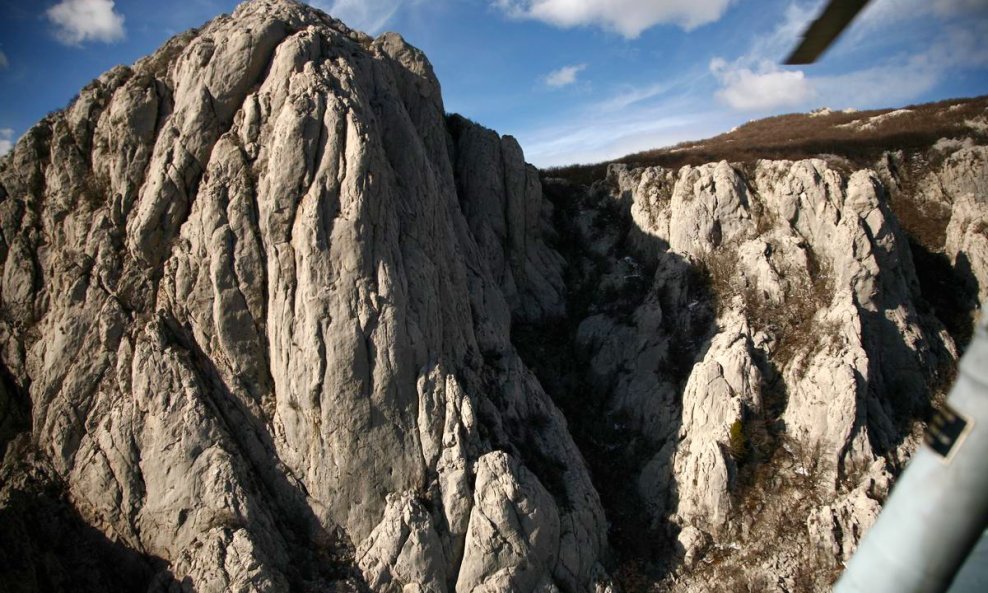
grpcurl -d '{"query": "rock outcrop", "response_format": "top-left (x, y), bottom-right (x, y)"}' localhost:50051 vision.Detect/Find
top-left (0, 1), bottom-right (608, 591)
top-left (532, 142), bottom-right (981, 591)
top-left (946, 194), bottom-right (988, 305)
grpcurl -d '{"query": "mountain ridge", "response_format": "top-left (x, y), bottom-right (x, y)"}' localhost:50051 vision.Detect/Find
top-left (546, 95), bottom-right (988, 186)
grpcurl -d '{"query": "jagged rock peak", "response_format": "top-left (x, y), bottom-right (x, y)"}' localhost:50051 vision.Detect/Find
top-left (0, 1), bottom-right (606, 592)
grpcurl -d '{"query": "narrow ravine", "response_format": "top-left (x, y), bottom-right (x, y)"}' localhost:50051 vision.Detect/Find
top-left (511, 175), bottom-right (718, 589)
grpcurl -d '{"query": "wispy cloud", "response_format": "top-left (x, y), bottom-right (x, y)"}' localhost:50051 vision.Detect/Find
top-left (593, 82), bottom-right (669, 112)
top-left (46, 0), bottom-right (125, 46)
top-left (0, 50), bottom-right (8, 70)
top-left (858, 0), bottom-right (988, 27)
top-left (837, 0), bottom-right (988, 53)
top-left (493, 0), bottom-right (734, 38)
top-left (311, 0), bottom-right (407, 34)
top-left (522, 103), bottom-right (720, 167)
top-left (520, 69), bottom-right (726, 166)
top-left (0, 129), bottom-right (15, 157)
top-left (543, 64), bottom-right (587, 88)
top-left (512, 65), bottom-right (720, 167)
top-left (750, 1), bottom-right (819, 61)
top-left (709, 0), bottom-right (988, 113)
top-left (813, 23), bottom-right (988, 107)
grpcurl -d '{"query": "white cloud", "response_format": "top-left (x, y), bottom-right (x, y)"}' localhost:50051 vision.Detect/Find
top-left (710, 58), bottom-right (814, 111)
top-left (812, 22), bottom-right (988, 108)
top-left (544, 64), bottom-right (586, 88)
top-left (0, 129), bottom-right (15, 157)
top-left (47, 0), bottom-right (125, 45)
top-left (859, 0), bottom-right (988, 27)
top-left (710, 0), bottom-right (988, 113)
top-left (493, 0), bottom-right (734, 38)
top-left (311, 0), bottom-right (404, 33)
top-left (0, 50), bottom-right (8, 70)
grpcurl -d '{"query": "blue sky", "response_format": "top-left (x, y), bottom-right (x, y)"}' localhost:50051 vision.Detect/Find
top-left (0, 0), bottom-right (986, 166)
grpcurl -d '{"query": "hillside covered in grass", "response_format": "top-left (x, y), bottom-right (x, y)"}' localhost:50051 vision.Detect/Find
top-left (545, 96), bottom-right (988, 186)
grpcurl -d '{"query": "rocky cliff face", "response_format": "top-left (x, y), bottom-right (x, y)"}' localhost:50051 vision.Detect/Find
top-left (0, 1), bottom-right (606, 591)
top-left (530, 134), bottom-right (986, 591)
top-left (1, 1), bottom-right (985, 593)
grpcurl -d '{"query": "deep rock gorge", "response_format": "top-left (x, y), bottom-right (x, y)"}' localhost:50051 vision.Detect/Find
top-left (0, 1), bottom-right (985, 592)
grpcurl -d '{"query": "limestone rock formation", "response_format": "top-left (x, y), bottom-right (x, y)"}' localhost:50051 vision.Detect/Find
top-left (534, 140), bottom-right (983, 591)
top-left (946, 194), bottom-right (988, 305)
top-left (0, 1), bottom-right (608, 591)
top-left (530, 144), bottom-right (981, 591)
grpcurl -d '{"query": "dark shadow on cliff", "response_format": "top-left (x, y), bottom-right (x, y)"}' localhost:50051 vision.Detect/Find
top-left (513, 176), bottom-right (718, 589)
top-left (859, 237), bottom-right (980, 459)
top-left (0, 358), bottom-right (31, 462)
top-left (0, 468), bottom-right (191, 593)
top-left (909, 239), bottom-right (980, 352)
top-left (159, 316), bottom-right (369, 593)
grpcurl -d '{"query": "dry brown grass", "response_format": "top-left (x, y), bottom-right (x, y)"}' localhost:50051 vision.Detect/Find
top-left (698, 244), bottom-right (835, 374)
top-left (544, 96), bottom-right (988, 185)
top-left (672, 438), bottom-right (843, 593)
top-left (893, 197), bottom-right (952, 251)
top-left (615, 558), bottom-right (658, 593)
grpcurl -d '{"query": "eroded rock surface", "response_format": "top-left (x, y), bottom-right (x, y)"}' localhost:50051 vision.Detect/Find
top-left (0, 1), bottom-right (607, 591)
top-left (530, 145), bottom-right (981, 592)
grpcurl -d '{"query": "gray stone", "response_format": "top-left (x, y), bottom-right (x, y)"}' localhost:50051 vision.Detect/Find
top-left (0, 1), bottom-right (606, 591)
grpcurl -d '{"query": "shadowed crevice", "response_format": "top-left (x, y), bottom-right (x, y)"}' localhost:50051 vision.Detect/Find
top-left (0, 461), bottom-right (191, 593)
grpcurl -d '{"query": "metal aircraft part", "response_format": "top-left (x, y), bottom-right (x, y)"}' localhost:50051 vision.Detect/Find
top-left (785, 0), bottom-right (872, 64)
top-left (834, 307), bottom-right (988, 593)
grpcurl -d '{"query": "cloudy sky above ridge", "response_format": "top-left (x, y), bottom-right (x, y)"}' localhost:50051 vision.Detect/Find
top-left (0, 0), bottom-right (986, 166)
